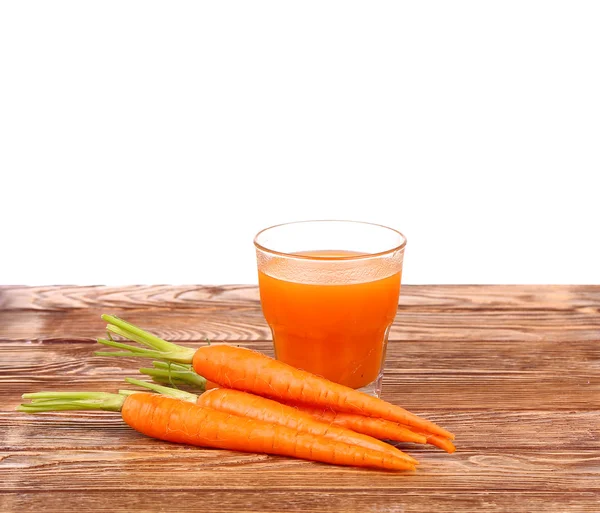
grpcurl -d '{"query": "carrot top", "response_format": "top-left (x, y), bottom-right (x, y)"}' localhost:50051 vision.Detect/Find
top-left (95, 315), bottom-right (196, 363)
top-left (18, 391), bottom-right (127, 413)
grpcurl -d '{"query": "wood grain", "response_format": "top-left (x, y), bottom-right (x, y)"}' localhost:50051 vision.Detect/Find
top-left (2, 339), bottom-right (598, 412)
top-left (2, 410), bottom-right (598, 451)
top-left (2, 491), bottom-right (599, 513)
top-left (2, 285), bottom-right (599, 342)
top-left (3, 284), bottom-right (599, 311)
top-left (2, 448), bottom-right (599, 491)
top-left (1, 285), bottom-right (599, 512)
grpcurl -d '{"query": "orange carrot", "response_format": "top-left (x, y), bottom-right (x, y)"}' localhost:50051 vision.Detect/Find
top-left (291, 404), bottom-right (428, 445)
top-left (18, 391), bottom-right (415, 471)
top-left (96, 315), bottom-right (454, 440)
top-left (192, 346), bottom-right (456, 438)
top-left (291, 404), bottom-right (454, 453)
top-left (411, 430), bottom-right (456, 454)
top-left (125, 378), bottom-right (418, 465)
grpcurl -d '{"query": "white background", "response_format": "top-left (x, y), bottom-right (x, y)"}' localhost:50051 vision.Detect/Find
top-left (1, 2), bottom-right (598, 285)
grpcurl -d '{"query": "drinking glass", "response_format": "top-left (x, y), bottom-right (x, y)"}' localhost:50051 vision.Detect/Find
top-left (254, 220), bottom-right (406, 397)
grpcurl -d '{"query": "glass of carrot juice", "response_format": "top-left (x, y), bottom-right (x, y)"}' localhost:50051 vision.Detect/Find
top-left (254, 220), bottom-right (406, 397)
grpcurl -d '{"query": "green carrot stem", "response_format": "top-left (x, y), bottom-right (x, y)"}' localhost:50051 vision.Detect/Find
top-left (143, 375), bottom-right (195, 387)
top-left (97, 338), bottom-right (160, 354)
top-left (106, 325), bottom-right (164, 350)
top-left (101, 315), bottom-right (178, 352)
top-left (18, 392), bottom-right (125, 413)
top-left (23, 391), bottom-right (110, 401)
top-left (125, 378), bottom-right (198, 402)
top-left (96, 316), bottom-right (196, 363)
top-left (151, 361), bottom-right (194, 372)
top-left (96, 338), bottom-right (185, 361)
top-left (139, 364), bottom-right (206, 390)
top-left (142, 368), bottom-right (203, 390)
top-left (95, 340), bottom-right (195, 363)
top-left (118, 390), bottom-right (138, 396)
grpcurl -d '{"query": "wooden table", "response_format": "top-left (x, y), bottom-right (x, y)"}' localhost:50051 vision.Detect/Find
top-left (1, 285), bottom-right (599, 512)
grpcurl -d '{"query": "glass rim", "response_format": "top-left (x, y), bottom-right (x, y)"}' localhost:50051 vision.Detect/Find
top-left (253, 220), bottom-right (407, 261)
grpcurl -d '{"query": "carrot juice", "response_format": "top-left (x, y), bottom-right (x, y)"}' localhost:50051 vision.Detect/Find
top-left (258, 250), bottom-right (401, 390)
top-left (254, 221), bottom-right (406, 396)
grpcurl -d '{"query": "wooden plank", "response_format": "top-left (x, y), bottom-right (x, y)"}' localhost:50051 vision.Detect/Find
top-left (2, 339), bottom-right (598, 412)
top-left (2, 285), bottom-right (599, 343)
top-left (1, 449), bottom-right (598, 492)
top-left (2, 306), bottom-right (600, 343)
top-left (0, 284), bottom-right (263, 310)
top-left (2, 491), bottom-right (599, 513)
top-left (3, 375), bottom-right (598, 413)
top-left (0, 309), bottom-right (272, 342)
top-left (2, 410), bottom-right (598, 452)
top-left (2, 284), bottom-right (599, 312)
top-left (4, 338), bottom-right (599, 377)
top-left (3, 338), bottom-right (599, 376)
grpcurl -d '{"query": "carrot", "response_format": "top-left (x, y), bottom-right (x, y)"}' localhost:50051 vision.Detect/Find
top-left (291, 404), bottom-right (428, 445)
top-left (18, 391), bottom-right (415, 471)
top-left (96, 315), bottom-right (454, 440)
top-left (125, 378), bottom-right (418, 465)
top-left (295, 405), bottom-right (455, 453)
top-left (411, 430), bottom-right (456, 454)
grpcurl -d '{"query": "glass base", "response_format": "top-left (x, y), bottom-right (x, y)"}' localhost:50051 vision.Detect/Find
top-left (356, 372), bottom-right (384, 398)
